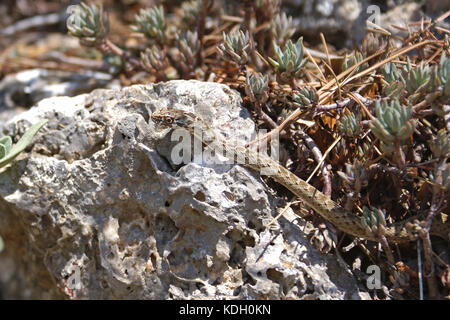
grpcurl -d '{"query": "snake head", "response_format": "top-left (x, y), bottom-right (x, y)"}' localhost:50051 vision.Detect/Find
top-left (151, 107), bottom-right (203, 130)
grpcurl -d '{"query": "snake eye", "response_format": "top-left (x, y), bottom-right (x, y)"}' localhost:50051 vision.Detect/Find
top-left (165, 118), bottom-right (173, 124)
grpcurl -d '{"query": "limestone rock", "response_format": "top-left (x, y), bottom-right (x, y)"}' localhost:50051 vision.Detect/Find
top-left (283, 0), bottom-right (447, 47)
top-left (0, 80), bottom-right (369, 299)
top-left (0, 68), bottom-right (118, 133)
top-left (283, 0), bottom-right (363, 46)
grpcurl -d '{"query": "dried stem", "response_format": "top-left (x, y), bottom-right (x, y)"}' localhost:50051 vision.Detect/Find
top-left (247, 97), bottom-right (356, 149)
top-left (297, 128), bottom-right (332, 196)
top-left (378, 235), bottom-right (396, 267)
top-left (418, 229), bottom-right (439, 299)
top-left (103, 39), bottom-right (141, 69)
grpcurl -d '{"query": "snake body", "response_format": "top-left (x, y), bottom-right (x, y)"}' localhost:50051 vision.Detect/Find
top-left (151, 108), bottom-right (449, 243)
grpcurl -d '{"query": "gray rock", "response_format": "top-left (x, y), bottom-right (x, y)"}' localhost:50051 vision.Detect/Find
top-left (283, 0), bottom-right (364, 46)
top-left (283, 0), bottom-right (447, 47)
top-left (0, 68), bottom-right (118, 133)
top-left (0, 80), bottom-right (369, 299)
top-left (426, 0), bottom-right (450, 18)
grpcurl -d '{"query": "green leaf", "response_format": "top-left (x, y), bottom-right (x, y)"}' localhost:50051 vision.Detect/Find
top-left (0, 119), bottom-right (47, 168)
top-left (0, 144), bottom-right (6, 159)
top-left (0, 136), bottom-right (12, 157)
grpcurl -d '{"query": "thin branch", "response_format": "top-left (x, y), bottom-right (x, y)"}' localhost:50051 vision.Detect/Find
top-left (297, 128), bottom-right (332, 196)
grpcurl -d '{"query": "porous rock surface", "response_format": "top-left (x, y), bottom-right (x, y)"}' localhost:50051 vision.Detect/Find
top-left (0, 80), bottom-right (369, 299)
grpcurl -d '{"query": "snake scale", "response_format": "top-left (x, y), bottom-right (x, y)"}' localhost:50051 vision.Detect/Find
top-left (151, 107), bottom-right (449, 243)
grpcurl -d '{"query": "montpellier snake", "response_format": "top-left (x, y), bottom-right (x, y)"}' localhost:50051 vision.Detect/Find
top-left (151, 107), bottom-right (449, 243)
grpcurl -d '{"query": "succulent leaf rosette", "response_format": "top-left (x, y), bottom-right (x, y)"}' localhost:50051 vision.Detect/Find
top-left (268, 37), bottom-right (307, 83)
top-left (131, 6), bottom-right (166, 44)
top-left (67, 2), bottom-right (109, 47)
top-left (370, 99), bottom-right (416, 143)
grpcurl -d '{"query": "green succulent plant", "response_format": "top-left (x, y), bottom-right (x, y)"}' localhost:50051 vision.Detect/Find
top-left (442, 79), bottom-right (450, 101)
top-left (361, 206), bottom-right (387, 235)
top-left (181, 0), bottom-right (201, 30)
top-left (361, 32), bottom-right (381, 57)
top-left (131, 6), bottom-right (166, 44)
top-left (429, 129), bottom-right (450, 160)
top-left (268, 37), bottom-right (307, 83)
top-left (433, 54), bottom-right (449, 86)
top-left (245, 72), bottom-right (269, 104)
top-left (404, 60), bottom-right (432, 95)
top-left (293, 86), bottom-right (318, 106)
top-left (271, 12), bottom-right (295, 46)
top-left (217, 30), bottom-right (251, 66)
top-left (339, 112), bottom-right (362, 137)
top-left (177, 30), bottom-right (200, 66)
top-left (382, 62), bottom-right (404, 85)
top-left (140, 45), bottom-right (168, 74)
top-left (337, 160), bottom-right (367, 188)
top-left (382, 58), bottom-right (449, 100)
top-left (357, 141), bottom-right (372, 159)
top-left (66, 2), bottom-right (109, 47)
top-left (0, 120), bottom-right (47, 169)
top-left (432, 54), bottom-right (450, 101)
top-left (381, 62), bottom-right (406, 98)
top-left (370, 99), bottom-right (416, 143)
top-left (342, 51), bottom-right (368, 74)
top-left (384, 81), bottom-right (405, 99)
